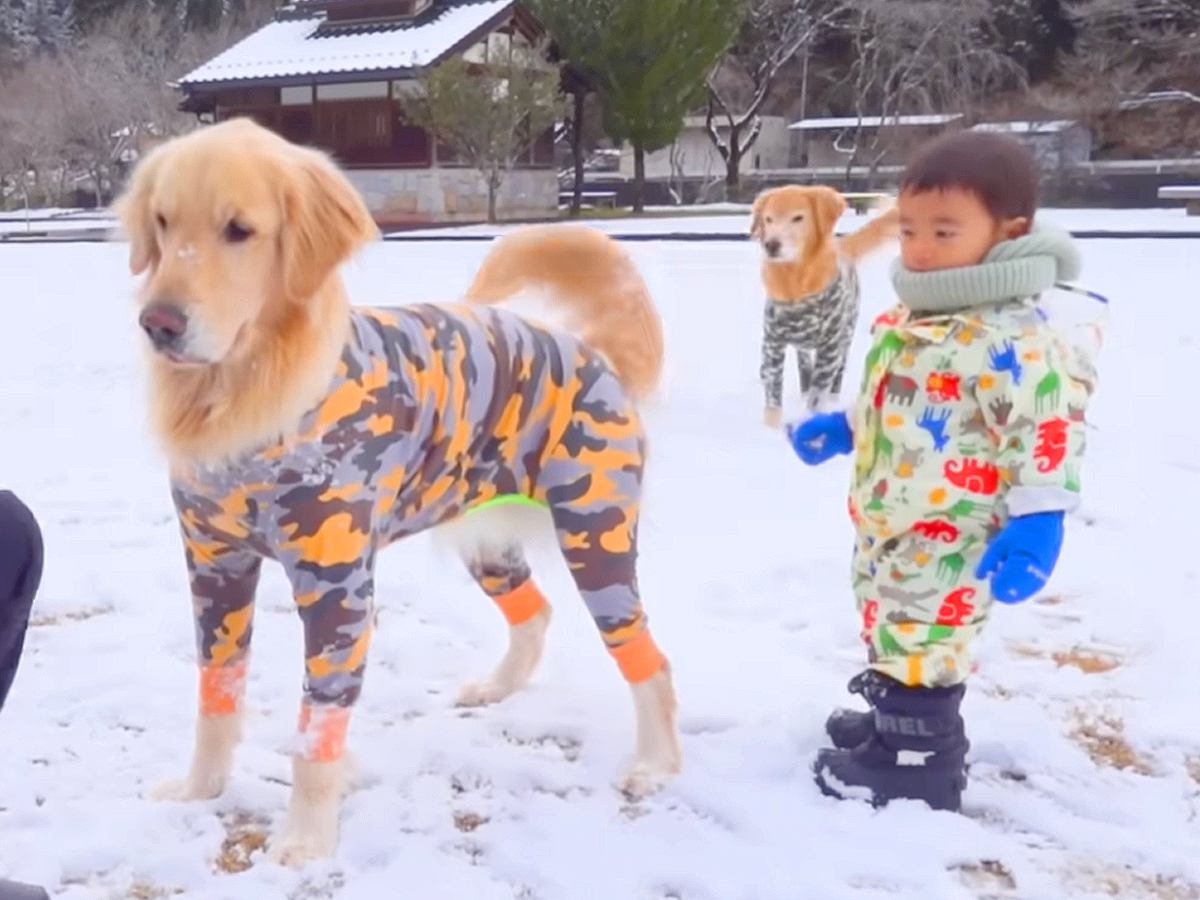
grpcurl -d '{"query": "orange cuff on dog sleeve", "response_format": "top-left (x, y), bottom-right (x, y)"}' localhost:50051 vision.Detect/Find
top-left (199, 661), bottom-right (247, 717)
top-left (298, 704), bottom-right (351, 763)
top-left (608, 630), bottom-right (666, 683)
top-left (493, 581), bottom-right (547, 625)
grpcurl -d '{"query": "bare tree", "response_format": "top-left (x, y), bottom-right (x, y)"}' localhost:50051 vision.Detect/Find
top-left (82, 2), bottom-right (275, 145)
top-left (0, 57), bottom-right (72, 210)
top-left (409, 45), bottom-right (564, 223)
top-left (704, 0), bottom-right (839, 194)
top-left (1034, 0), bottom-right (1200, 156)
top-left (0, 1), bottom-right (274, 210)
top-left (837, 0), bottom-right (1026, 184)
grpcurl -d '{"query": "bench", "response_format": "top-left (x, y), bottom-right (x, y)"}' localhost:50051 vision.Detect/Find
top-left (1159, 185), bottom-right (1200, 215)
top-left (558, 190), bottom-right (618, 209)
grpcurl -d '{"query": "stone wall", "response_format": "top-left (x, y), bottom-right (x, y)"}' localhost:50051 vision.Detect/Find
top-left (348, 167), bottom-right (559, 225)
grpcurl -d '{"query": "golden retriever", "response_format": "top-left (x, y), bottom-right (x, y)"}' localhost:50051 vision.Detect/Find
top-left (750, 185), bottom-right (898, 427)
top-left (115, 118), bottom-right (680, 866)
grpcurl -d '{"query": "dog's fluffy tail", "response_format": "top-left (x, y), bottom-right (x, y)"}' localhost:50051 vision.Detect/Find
top-left (464, 224), bottom-right (664, 401)
top-left (838, 204), bottom-right (900, 261)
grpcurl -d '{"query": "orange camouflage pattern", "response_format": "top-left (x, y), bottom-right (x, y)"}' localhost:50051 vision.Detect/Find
top-left (171, 304), bottom-right (655, 747)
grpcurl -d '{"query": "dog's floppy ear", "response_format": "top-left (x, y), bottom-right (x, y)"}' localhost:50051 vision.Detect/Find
top-left (812, 187), bottom-right (848, 241)
top-left (749, 190), bottom-right (769, 240)
top-left (114, 144), bottom-right (167, 276)
top-left (281, 144), bottom-right (380, 301)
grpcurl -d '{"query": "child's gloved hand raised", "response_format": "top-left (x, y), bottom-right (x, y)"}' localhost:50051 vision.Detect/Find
top-left (786, 412), bottom-right (854, 466)
top-left (975, 511), bottom-right (1064, 603)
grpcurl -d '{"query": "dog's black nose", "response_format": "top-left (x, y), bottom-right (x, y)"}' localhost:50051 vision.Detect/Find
top-left (764, 238), bottom-right (781, 256)
top-left (139, 304), bottom-right (188, 350)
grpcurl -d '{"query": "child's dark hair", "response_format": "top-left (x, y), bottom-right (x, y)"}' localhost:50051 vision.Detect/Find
top-left (901, 130), bottom-right (1039, 222)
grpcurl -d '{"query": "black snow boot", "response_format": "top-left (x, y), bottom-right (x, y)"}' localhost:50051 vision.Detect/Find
top-left (824, 670), bottom-right (882, 749)
top-left (813, 671), bottom-right (969, 812)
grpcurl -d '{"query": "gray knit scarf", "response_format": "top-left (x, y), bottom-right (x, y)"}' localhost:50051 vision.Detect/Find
top-left (891, 224), bottom-right (1082, 315)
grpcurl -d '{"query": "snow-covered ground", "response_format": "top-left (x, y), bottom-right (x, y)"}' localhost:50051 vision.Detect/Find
top-left (394, 206), bottom-right (1200, 238)
top-left (2, 204), bottom-right (1198, 238)
top-left (0, 219), bottom-right (1198, 899)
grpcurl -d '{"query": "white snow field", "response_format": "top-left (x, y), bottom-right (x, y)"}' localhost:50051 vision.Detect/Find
top-left (0, 215), bottom-right (1197, 899)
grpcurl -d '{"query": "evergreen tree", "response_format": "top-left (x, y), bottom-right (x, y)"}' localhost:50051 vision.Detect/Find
top-left (22, 0), bottom-right (73, 55)
top-left (534, 0), bottom-right (741, 212)
top-left (990, 0), bottom-right (1076, 81)
top-left (0, 0), bottom-right (24, 69)
top-left (71, 0), bottom-right (140, 34)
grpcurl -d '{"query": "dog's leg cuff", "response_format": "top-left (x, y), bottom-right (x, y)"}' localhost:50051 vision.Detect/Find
top-left (493, 580), bottom-right (548, 626)
top-left (199, 660), bottom-right (248, 717)
top-left (608, 630), bottom-right (667, 683)
top-left (298, 703), bottom-right (350, 763)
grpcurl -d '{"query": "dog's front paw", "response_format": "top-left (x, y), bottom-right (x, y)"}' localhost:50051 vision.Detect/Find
top-left (269, 757), bottom-right (343, 867)
top-left (763, 407), bottom-right (782, 429)
top-left (618, 759), bottom-right (678, 800)
top-left (268, 813), bottom-right (339, 867)
top-left (149, 772), bottom-right (227, 802)
top-left (455, 680), bottom-right (511, 707)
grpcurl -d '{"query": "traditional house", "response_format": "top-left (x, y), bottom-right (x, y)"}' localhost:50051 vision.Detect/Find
top-left (970, 120), bottom-right (1092, 169)
top-left (787, 113), bottom-right (963, 169)
top-left (177, 0), bottom-right (559, 224)
top-left (617, 116), bottom-right (792, 181)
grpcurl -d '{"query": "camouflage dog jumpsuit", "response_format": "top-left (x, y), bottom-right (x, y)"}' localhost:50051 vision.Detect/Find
top-left (761, 262), bottom-right (860, 412)
top-left (170, 304), bottom-right (663, 761)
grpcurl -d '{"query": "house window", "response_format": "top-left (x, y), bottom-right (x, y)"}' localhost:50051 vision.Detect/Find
top-left (316, 81), bottom-right (390, 101)
top-left (217, 92), bottom-right (435, 168)
top-left (281, 85), bottom-right (314, 106)
top-left (315, 98), bottom-right (393, 164)
top-left (394, 108), bottom-right (432, 165)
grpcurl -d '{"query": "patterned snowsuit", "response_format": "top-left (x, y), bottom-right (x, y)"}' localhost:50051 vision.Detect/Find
top-left (170, 304), bottom-right (659, 760)
top-left (761, 263), bottom-right (860, 411)
top-left (849, 300), bottom-right (1089, 687)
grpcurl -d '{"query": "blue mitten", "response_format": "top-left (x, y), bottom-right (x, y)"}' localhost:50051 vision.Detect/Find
top-left (787, 412), bottom-right (853, 466)
top-left (975, 511), bottom-right (1065, 604)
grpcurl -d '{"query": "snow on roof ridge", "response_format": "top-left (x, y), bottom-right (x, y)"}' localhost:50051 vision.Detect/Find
top-left (180, 0), bottom-right (511, 85)
top-left (788, 113), bottom-right (963, 130)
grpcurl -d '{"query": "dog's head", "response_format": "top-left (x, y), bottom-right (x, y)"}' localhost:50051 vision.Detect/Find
top-left (115, 117), bottom-right (379, 367)
top-left (749, 185), bottom-right (846, 263)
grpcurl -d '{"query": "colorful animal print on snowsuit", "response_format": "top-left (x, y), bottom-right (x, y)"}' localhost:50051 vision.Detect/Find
top-left (848, 301), bottom-right (1089, 687)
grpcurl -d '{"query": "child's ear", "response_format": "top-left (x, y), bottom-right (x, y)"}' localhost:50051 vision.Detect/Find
top-left (1000, 216), bottom-right (1030, 239)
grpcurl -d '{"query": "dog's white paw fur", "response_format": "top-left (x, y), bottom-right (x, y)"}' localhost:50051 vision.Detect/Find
top-left (456, 606), bottom-right (551, 707)
top-left (620, 668), bottom-right (682, 798)
top-left (268, 757), bottom-right (344, 867)
top-left (149, 772), bottom-right (228, 802)
top-left (149, 711), bottom-right (241, 802)
top-left (269, 815), bottom-right (339, 868)
top-left (619, 760), bottom-right (675, 799)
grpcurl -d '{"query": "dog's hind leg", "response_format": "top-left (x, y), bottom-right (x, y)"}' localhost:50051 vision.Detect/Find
top-left (456, 542), bottom-right (552, 707)
top-left (539, 357), bottom-right (682, 797)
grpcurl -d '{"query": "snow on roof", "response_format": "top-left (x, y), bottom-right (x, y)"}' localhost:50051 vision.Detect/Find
top-left (972, 119), bottom-right (1079, 134)
top-left (180, 0), bottom-right (512, 86)
top-left (788, 113), bottom-right (962, 131)
top-left (1118, 90), bottom-right (1200, 109)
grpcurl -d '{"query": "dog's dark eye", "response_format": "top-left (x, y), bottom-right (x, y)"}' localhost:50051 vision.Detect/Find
top-left (792, 214), bottom-right (805, 223)
top-left (155, 213), bottom-right (167, 229)
top-left (223, 220), bottom-right (254, 243)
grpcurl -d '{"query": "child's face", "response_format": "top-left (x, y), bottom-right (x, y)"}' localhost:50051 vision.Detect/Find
top-left (898, 187), bottom-right (1029, 272)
